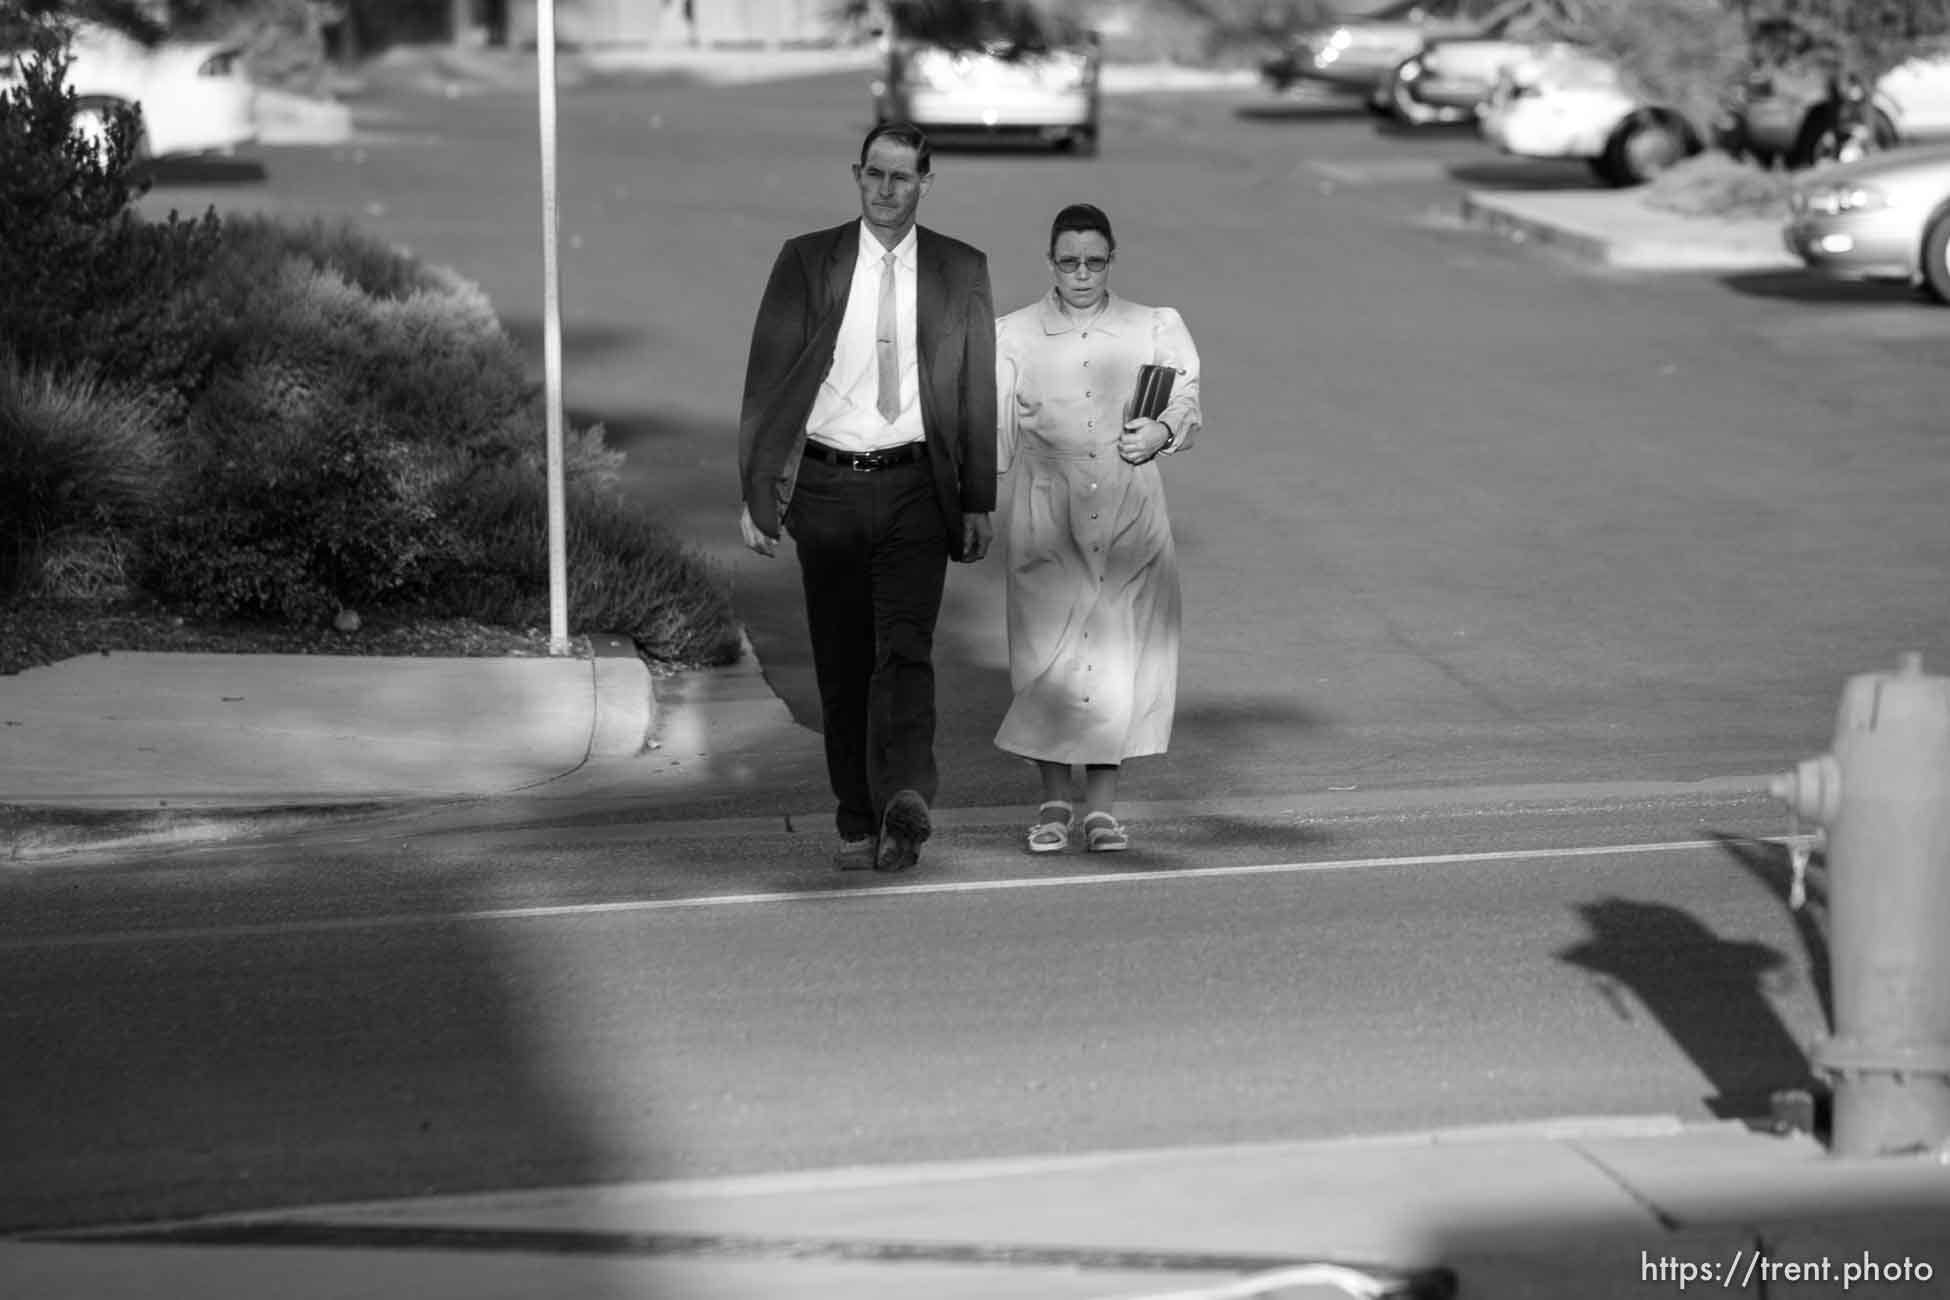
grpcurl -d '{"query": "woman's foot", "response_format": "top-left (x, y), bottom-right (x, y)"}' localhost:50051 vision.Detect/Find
top-left (1027, 800), bottom-right (1074, 853)
top-left (1082, 811), bottom-right (1128, 852)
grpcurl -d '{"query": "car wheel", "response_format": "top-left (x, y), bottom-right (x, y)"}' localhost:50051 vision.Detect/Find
top-left (1586, 156), bottom-right (1620, 185)
top-left (72, 98), bottom-right (147, 165)
top-left (1921, 212), bottom-right (1950, 305)
top-left (1792, 104), bottom-right (1897, 169)
top-left (1388, 72), bottom-right (1438, 127)
top-left (1600, 112), bottom-right (1693, 187)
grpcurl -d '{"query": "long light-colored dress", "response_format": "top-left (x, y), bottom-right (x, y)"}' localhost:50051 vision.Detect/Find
top-left (993, 290), bottom-right (1202, 765)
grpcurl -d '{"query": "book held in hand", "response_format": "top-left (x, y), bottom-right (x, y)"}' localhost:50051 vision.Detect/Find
top-left (1130, 363), bottom-right (1175, 422)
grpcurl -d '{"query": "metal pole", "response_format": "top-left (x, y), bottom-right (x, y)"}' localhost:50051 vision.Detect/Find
top-left (537, 0), bottom-right (571, 656)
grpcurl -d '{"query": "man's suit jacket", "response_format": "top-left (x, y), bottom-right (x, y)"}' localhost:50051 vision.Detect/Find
top-left (739, 221), bottom-right (996, 559)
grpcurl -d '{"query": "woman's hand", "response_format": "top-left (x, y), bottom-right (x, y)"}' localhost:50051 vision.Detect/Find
top-left (1118, 418), bottom-right (1170, 465)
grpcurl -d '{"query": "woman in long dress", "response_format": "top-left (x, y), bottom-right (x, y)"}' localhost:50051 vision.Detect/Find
top-left (994, 203), bottom-right (1202, 853)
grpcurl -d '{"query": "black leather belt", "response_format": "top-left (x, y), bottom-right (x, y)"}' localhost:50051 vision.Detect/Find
top-left (801, 440), bottom-right (924, 471)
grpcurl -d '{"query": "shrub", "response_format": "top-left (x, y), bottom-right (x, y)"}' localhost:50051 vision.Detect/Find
top-left (214, 211), bottom-right (449, 303)
top-left (197, 257), bottom-right (534, 455)
top-left (0, 354), bottom-right (170, 597)
top-left (0, 37), bottom-right (226, 423)
top-left (142, 371), bottom-right (453, 624)
top-left (1642, 149), bottom-right (1799, 218)
top-left (432, 465), bottom-right (743, 666)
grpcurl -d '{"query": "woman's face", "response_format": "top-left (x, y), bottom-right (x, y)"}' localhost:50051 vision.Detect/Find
top-left (1049, 229), bottom-right (1113, 312)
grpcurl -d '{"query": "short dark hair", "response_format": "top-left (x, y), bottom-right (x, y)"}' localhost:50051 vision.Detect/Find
top-left (860, 121), bottom-right (932, 175)
top-left (1048, 202), bottom-right (1115, 256)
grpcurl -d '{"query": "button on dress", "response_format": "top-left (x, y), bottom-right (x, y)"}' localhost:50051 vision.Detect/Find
top-left (993, 291), bottom-right (1202, 765)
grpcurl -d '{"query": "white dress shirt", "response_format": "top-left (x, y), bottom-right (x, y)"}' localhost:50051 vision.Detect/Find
top-left (806, 222), bottom-right (926, 452)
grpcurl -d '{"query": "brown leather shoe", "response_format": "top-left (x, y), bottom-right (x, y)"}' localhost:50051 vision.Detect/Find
top-left (874, 789), bottom-right (931, 873)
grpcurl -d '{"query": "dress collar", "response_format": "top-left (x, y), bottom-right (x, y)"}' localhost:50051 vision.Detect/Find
top-left (1038, 288), bottom-right (1127, 336)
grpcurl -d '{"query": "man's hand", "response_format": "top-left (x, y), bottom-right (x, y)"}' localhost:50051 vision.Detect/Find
top-left (739, 503), bottom-right (778, 558)
top-left (1119, 418), bottom-right (1171, 465)
top-left (959, 512), bottom-right (993, 564)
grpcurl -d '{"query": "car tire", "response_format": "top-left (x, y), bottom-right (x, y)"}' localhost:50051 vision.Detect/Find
top-left (1599, 111), bottom-right (1694, 187)
top-left (72, 97), bottom-right (148, 164)
top-left (1921, 212), bottom-right (1950, 305)
top-left (1388, 71), bottom-right (1438, 127)
top-left (1586, 156), bottom-right (1619, 185)
top-left (1791, 103), bottom-right (1897, 169)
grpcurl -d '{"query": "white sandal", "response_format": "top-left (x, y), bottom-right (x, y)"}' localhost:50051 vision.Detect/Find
top-left (1083, 811), bottom-right (1129, 852)
top-left (1027, 800), bottom-right (1074, 853)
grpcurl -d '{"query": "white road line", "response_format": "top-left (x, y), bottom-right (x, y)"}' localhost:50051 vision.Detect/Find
top-left (0, 836), bottom-right (1807, 954)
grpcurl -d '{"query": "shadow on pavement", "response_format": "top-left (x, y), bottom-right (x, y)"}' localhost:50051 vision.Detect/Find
top-left (1446, 159), bottom-right (1599, 191)
top-left (1718, 269), bottom-right (1931, 306)
top-left (0, 852), bottom-right (653, 1285)
top-left (1370, 117), bottom-right (1480, 139)
top-left (136, 154), bottom-right (270, 187)
top-left (1556, 896), bottom-right (1820, 1127)
top-left (1419, 1179), bottom-right (1950, 1297)
top-left (1234, 99), bottom-right (1376, 122)
top-left (923, 136), bottom-right (1095, 160)
top-left (1711, 830), bottom-right (1833, 1035)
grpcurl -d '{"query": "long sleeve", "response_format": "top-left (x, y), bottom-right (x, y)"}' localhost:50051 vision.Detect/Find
top-left (739, 241), bottom-right (808, 485)
top-left (958, 251), bottom-right (998, 512)
top-left (994, 323), bottom-right (1020, 477)
top-left (1150, 307), bottom-right (1202, 456)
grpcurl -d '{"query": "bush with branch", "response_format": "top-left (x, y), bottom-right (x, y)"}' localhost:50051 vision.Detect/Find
top-left (1, 20), bottom-right (741, 664)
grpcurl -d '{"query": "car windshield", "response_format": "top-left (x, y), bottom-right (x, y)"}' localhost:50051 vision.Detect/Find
top-left (890, 0), bottom-right (1086, 53)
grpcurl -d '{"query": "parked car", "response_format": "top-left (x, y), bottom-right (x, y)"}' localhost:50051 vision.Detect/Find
top-left (1379, 0), bottom-right (1584, 125)
top-left (1783, 142), bottom-right (1950, 302)
top-left (870, 0), bottom-right (1101, 155)
top-left (0, 22), bottom-right (257, 160)
top-left (1261, 0), bottom-right (1528, 99)
top-left (1481, 26), bottom-right (1950, 186)
top-left (1477, 42), bottom-right (1681, 185)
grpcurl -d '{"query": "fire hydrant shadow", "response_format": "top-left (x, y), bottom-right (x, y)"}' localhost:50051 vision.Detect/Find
top-left (1556, 897), bottom-right (1821, 1125)
top-left (1709, 830), bottom-right (1833, 1036)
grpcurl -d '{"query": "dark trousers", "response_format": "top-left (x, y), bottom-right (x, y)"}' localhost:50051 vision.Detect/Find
top-left (786, 455), bottom-right (949, 839)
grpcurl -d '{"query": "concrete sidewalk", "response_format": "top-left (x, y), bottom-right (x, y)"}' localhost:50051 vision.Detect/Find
top-left (0, 639), bottom-right (655, 859)
top-left (6, 1118), bottom-right (1948, 1298)
top-left (1459, 188), bottom-right (1800, 274)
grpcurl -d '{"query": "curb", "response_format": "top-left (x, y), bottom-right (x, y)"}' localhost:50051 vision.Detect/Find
top-left (1, 634), bottom-right (656, 865)
top-left (0, 801), bottom-right (405, 865)
top-left (586, 633), bottom-right (655, 759)
top-left (1459, 191), bottom-right (1803, 273)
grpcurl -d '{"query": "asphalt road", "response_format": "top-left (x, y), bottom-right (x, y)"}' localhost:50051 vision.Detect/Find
top-left (14, 66), bottom-right (1925, 1233)
top-left (2, 788), bottom-right (1828, 1232)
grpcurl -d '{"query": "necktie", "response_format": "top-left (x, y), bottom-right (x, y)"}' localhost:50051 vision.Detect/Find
top-left (875, 251), bottom-right (900, 424)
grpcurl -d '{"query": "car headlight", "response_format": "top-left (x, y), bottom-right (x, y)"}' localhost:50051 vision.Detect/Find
top-left (1798, 184), bottom-right (1890, 215)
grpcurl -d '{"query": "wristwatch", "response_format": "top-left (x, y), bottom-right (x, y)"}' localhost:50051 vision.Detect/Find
top-left (1157, 423), bottom-right (1179, 456)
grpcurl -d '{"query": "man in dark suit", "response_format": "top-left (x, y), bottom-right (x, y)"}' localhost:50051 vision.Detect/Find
top-left (738, 122), bottom-right (996, 874)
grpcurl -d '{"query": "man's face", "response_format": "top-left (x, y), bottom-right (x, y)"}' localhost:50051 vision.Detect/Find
top-left (853, 139), bottom-right (932, 244)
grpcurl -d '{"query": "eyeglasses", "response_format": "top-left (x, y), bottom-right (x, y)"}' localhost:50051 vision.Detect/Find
top-left (1052, 256), bottom-right (1112, 274)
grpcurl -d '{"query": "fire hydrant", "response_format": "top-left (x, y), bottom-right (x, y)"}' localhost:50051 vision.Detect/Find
top-left (1772, 651), bottom-right (1950, 1158)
